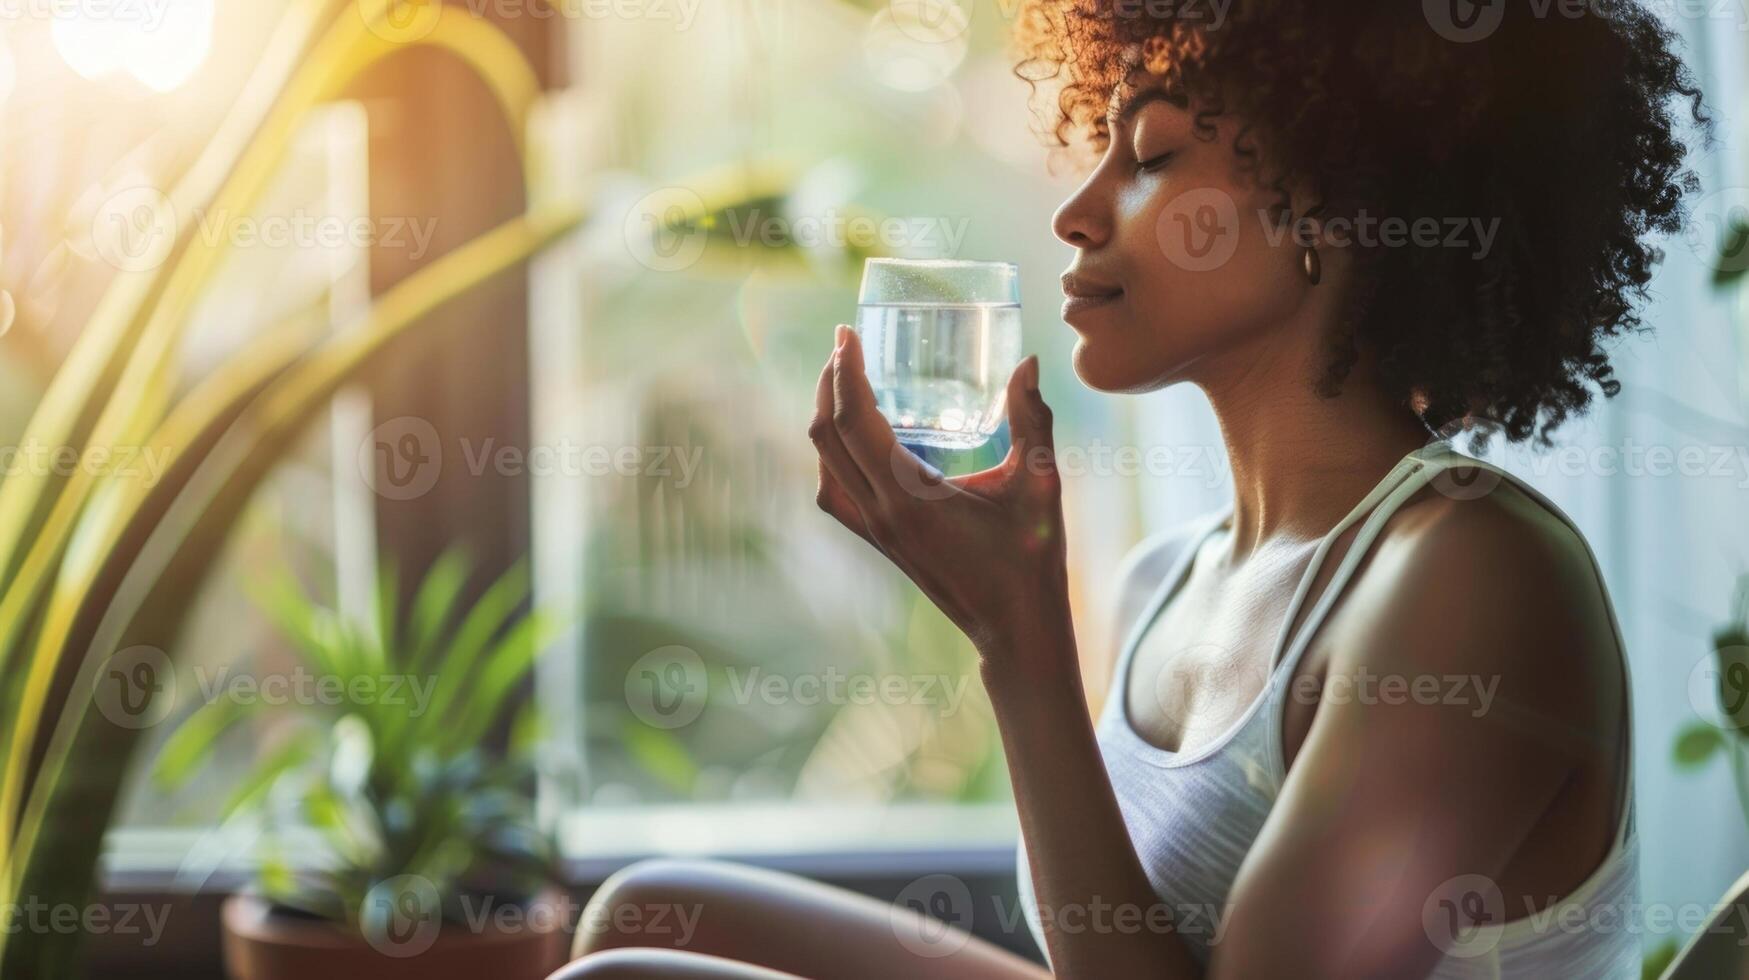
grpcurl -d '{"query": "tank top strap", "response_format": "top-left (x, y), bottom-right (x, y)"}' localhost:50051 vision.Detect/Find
top-left (1263, 442), bottom-right (1449, 682)
top-left (1265, 440), bottom-right (1637, 850)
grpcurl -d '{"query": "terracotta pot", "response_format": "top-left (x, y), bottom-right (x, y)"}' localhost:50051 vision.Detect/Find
top-left (221, 889), bottom-right (571, 980)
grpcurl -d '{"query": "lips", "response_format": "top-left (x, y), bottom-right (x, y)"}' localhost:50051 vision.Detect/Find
top-left (1060, 270), bottom-right (1124, 324)
top-left (1062, 293), bottom-right (1123, 322)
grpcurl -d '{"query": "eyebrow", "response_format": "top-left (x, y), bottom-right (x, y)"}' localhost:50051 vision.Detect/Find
top-left (1105, 88), bottom-right (1187, 129)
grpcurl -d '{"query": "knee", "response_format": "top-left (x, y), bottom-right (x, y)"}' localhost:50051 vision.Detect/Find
top-left (547, 948), bottom-right (696, 980)
top-left (549, 948), bottom-right (637, 980)
top-left (573, 858), bottom-right (726, 959)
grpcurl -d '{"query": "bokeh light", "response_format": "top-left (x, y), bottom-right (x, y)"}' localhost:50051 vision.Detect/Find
top-left (864, 0), bottom-right (970, 92)
top-left (51, 0), bottom-right (214, 93)
top-left (0, 38), bottom-right (15, 106)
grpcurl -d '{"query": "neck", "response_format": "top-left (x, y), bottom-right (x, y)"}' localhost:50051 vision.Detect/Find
top-left (1197, 340), bottom-right (1428, 558)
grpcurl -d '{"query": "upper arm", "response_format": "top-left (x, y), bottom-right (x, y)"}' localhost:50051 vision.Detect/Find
top-left (1212, 493), bottom-right (1621, 978)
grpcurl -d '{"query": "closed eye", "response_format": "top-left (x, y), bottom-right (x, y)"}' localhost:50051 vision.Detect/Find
top-left (1137, 151), bottom-right (1175, 173)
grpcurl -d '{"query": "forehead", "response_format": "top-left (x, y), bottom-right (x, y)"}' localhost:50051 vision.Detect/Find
top-left (1104, 74), bottom-right (1185, 127)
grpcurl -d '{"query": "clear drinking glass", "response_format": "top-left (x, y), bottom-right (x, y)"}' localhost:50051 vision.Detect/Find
top-left (853, 258), bottom-right (1024, 451)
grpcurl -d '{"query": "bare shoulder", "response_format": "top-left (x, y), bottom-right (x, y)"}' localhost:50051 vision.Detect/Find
top-left (1236, 468), bottom-right (1632, 978)
top-left (1327, 469), bottom-right (1625, 751)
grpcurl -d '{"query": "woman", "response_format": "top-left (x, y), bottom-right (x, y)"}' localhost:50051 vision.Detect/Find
top-left (555, 1), bottom-right (1706, 976)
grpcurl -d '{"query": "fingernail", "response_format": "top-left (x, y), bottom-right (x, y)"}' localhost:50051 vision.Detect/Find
top-left (834, 324), bottom-right (848, 349)
top-left (1025, 356), bottom-right (1040, 393)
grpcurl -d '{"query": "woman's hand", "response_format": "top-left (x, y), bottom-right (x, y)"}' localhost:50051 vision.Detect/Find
top-left (808, 325), bottom-right (1071, 663)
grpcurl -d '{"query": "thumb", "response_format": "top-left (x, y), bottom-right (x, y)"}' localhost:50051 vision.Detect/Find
top-left (1003, 356), bottom-right (1056, 482)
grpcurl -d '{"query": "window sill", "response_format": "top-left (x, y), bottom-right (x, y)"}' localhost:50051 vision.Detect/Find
top-left (103, 802), bottom-right (1021, 893)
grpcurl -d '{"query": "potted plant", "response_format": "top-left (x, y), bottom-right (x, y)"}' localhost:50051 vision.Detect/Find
top-left (1672, 575), bottom-right (1749, 803)
top-left (153, 550), bottom-right (571, 980)
top-left (1645, 574), bottom-right (1749, 977)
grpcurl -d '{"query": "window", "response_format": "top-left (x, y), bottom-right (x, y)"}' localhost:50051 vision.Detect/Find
top-left (75, 10), bottom-right (1747, 942)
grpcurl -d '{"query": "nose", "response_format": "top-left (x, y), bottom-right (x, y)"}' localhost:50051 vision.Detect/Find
top-left (1051, 172), bottom-right (1113, 250)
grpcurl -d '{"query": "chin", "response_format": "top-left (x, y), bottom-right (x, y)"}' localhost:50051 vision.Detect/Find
top-left (1069, 336), bottom-right (1175, 395)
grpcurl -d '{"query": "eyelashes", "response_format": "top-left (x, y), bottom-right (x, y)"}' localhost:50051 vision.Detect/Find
top-left (1136, 151), bottom-right (1176, 173)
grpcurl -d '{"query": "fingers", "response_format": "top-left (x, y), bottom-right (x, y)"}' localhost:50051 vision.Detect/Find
top-left (810, 354), bottom-right (876, 514)
top-left (1003, 355), bottom-right (1057, 485)
top-left (816, 460), bottom-right (875, 546)
top-left (830, 328), bottom-right (904, 489)
top-left (831, 327), bottom-right (959, 507)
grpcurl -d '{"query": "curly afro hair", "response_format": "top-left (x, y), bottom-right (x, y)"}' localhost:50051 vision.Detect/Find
top-left (1012, 0), bottom-right (1710, 444)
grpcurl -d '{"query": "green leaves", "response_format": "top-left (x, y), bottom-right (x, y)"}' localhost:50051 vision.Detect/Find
top-left (151, 698), bottom-right (259, 792)
top-left (620, 719), bottom-right (699, 795)
top-left (1713, 218), bottom-right (1749, 288)
top-left (1674, 722), bottom-right (1728, 769)
top-left (1642, 937), bottom-right (1679, 980)
top-left (406, 549), bottom-right (471, 667)
top-left (0, 12), bottom-right (582, 969)
top-left (221, 730), bottom-right (322, 821)
top-left (0, 0), bottom-right (810, 973)
top-left (151, 548), bottom-right (563, 930)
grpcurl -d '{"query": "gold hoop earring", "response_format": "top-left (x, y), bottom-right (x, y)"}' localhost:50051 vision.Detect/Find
top-left (1303, 246), bottom-right (1322, 286)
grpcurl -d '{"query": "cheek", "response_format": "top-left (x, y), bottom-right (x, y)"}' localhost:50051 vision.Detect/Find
top-left (1122, 183), bottom-right (1303, 346)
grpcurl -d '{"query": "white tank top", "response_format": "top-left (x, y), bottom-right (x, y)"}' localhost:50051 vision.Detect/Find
top-left (1016, 440), bottom-right (1640, 977)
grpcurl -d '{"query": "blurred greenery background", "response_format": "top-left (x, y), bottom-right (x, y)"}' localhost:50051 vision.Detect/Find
top-left (0, 0), bottom-right (1162, 856)
top-left (2, 2), bottom-right (1747, 972)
